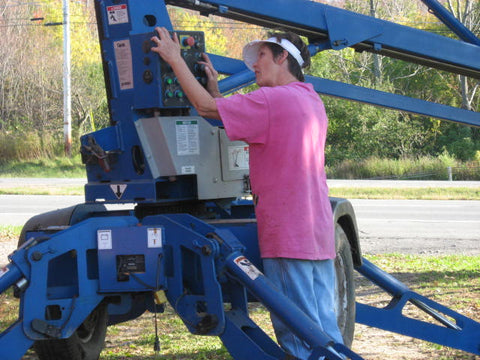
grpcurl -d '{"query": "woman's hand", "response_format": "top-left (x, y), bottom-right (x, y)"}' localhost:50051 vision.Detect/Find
top-left (150, 27), bottom-right (182, 65)
top-left (199, 53), bottom-right (222, 98)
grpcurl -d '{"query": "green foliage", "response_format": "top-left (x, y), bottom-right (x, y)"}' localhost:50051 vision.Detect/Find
top-left (1, 0), bottom-right (479, 165)
top-left (0, 131), bottom-right (64, 163)
top-left (0, 0), bottom-right (107, 142)
top-left (328, 186), bottom-right (480, 200)
top-left (437, 124), bottom-right (480, 161)
top-left (0, 225), bottom-right (21, 240)
top-left (327, 155), bottom-right (480, 180)
top-left (0, 154), bottom-right (85, 178)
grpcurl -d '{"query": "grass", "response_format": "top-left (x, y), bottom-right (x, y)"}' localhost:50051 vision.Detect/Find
top-left (0, 225), bottom-right (22, 241)
top-left (353, 254), bottom-right (480, 359)
top-left (328, 187), bottom-right (480, 200)
top-left (0, 181), bottom-right (479, 200)
top-left (0, 186), bottom-right (84, 196)
top-left (327, 156), bottom-right (480, 181)
top-left (1, 186), bottom-right (479, 199)
top-left (0, 155), bottom-right (85, 178)
top-left (0, 157), bottom-right (478, 358)
top-left (0, 155), bottom-right (478, 199)
top-left (0, 252), bottom-right (478, 359)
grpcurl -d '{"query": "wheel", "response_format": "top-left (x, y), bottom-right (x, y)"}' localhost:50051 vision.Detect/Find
top-left (18, 205), bottom-right (109, 360)
top-left (334, 223), bottom-right (356, 347)
top-left (33, 304), bottom-right (108, 360)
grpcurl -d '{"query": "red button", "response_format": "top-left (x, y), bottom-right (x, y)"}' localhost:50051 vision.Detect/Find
top-left (183, 36), bottom-right (195, 47)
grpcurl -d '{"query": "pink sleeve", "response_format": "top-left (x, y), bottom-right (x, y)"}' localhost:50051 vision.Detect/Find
top-left (215, 89), bottom-right (269, 144)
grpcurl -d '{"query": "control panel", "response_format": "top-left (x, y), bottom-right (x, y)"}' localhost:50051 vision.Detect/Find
top-left (132, 31), bottom-right (207, 110)
top-left (163, 31), bottom-right (207, 107)
top-left (97, 226), bottom-right (165, 292)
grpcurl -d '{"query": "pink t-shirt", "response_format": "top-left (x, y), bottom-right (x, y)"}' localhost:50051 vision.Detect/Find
top-left (216, 82), bottom-right (335, 260)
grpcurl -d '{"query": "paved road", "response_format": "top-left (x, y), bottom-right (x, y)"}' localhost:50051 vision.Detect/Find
top-left (1, 194), bottom-right (478, 256)
top-left (350, 199), bottom-right (480, 255)
top-left (0, 195), bottom-right (84, 226)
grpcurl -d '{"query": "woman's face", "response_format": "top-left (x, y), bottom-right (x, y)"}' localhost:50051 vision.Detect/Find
top-left (252, 44), bottom-right (283, 87)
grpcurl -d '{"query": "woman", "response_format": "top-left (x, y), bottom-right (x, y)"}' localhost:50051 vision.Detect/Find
top-left (151, 27), bottom-right (343, 359)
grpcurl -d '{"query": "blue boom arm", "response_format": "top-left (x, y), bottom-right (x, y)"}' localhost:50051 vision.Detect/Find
top-left (174, 0), bottom-right (480, 127)
top-left (1, 0), bottom-right (480, 359)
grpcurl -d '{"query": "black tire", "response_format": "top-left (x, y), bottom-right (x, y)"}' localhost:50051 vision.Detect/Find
top-left (33, 304), bottom-right (108, 360)
top-left (334, 223), bottom-right (356, 347)
top-left (18, 206), bottom-right (109, 360)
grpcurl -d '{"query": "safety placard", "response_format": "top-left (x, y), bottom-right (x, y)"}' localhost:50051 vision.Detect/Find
top-left (97, 230), bottom-right (113, 250)
top-left (107, 4), bottom-right (129, 25)
top-left (176, 120), bottom-right (199, 156)
top-left (110, 184), bottom-right (127, 199)
top-left (147, 228), bottom-right (163, 248)
top-left (234, 256), bottom-right (262, 281)
top-left (228, 145), bottom-right (249, 170)
top-left (113, 40), bottom-right (134, 90)
top-left (181, 165), bottom-right (195, 174)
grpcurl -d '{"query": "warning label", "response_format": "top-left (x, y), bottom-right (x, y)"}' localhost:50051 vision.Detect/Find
top-left (110, 184), bottom-right (127, 199)
top-left (181, 165), bottom-right (196, 174)
top-left (147, 228), bottom-right (163, 248)
top-left (176, 120), bottom-right (199, 156)
top-left (107, 4), bottom-right (129, 25)
top-left (97, 229), bottom-right (113, 250)
top-left (113, 40), bottom-right (134, 90)
top-left (228, 145), bottom-right (249, 170)
top-left (234, 256), bottom-right (262, 281)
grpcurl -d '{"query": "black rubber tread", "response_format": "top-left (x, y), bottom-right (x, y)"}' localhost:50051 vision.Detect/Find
top-left (33, 304), bottom-right (108, 360)
top-left (334, 223), bottom-right (356, 347)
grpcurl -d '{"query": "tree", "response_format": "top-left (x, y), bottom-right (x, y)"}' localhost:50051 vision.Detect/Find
top-left (445, 0), bottom-right (479, 111)
top-left (0, 0), bottom-right (107, 157)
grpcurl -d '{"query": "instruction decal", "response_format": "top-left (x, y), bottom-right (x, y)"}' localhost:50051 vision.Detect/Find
top-left (97, 230), bottom-right (113, 250)
top-left (228, 145), bottom-right (249, 170)
top-left (113, 40), bottom-right (134, 90)
top-left (107, 4), bottom-right (129, 25)
top-left (181, 165), bottom-right (195, 174)
top-left (234, 256), bottom-right (262, 281)
top-left (110, 184), bottom-right (127, 199)
top-left (147, 228), bottom-right (163, 248)
top-left (176, 120), bottom-right (199, 156)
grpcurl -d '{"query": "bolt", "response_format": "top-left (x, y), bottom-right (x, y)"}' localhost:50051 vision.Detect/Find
top-left (202, 245), bottom-right (212, 256)
top-left (31, 251), bottom-right (43, 261)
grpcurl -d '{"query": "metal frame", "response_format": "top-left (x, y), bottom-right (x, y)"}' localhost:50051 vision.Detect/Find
top-left (1, 0), bottom-right (479, 359)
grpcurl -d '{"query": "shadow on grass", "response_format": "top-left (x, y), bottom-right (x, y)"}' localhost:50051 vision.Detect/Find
top-left (355, 268), bottom-right (480, 297)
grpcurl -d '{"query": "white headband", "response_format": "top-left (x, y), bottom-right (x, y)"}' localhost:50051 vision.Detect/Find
top-left (242, 37), bottom-right (304, 71)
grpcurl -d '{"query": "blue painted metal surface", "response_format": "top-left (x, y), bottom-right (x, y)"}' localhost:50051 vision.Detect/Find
top-left (0, 212), bottom-right (358, 359)
top-left (170, 0), bottom-right (480, 78)
top-left (2, 0), bottom-right (480, 359)
top-left (211, 55), bottom-right (480, 127)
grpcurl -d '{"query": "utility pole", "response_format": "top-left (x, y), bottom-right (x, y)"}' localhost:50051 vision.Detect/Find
top-left (369, 0), bottom-right (381, 83)
top-left (63, 0), bottom-right (72, 156)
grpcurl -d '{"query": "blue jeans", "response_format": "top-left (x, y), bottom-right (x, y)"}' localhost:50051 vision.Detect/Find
top-left (263, 258), bottom-right (343, 360)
